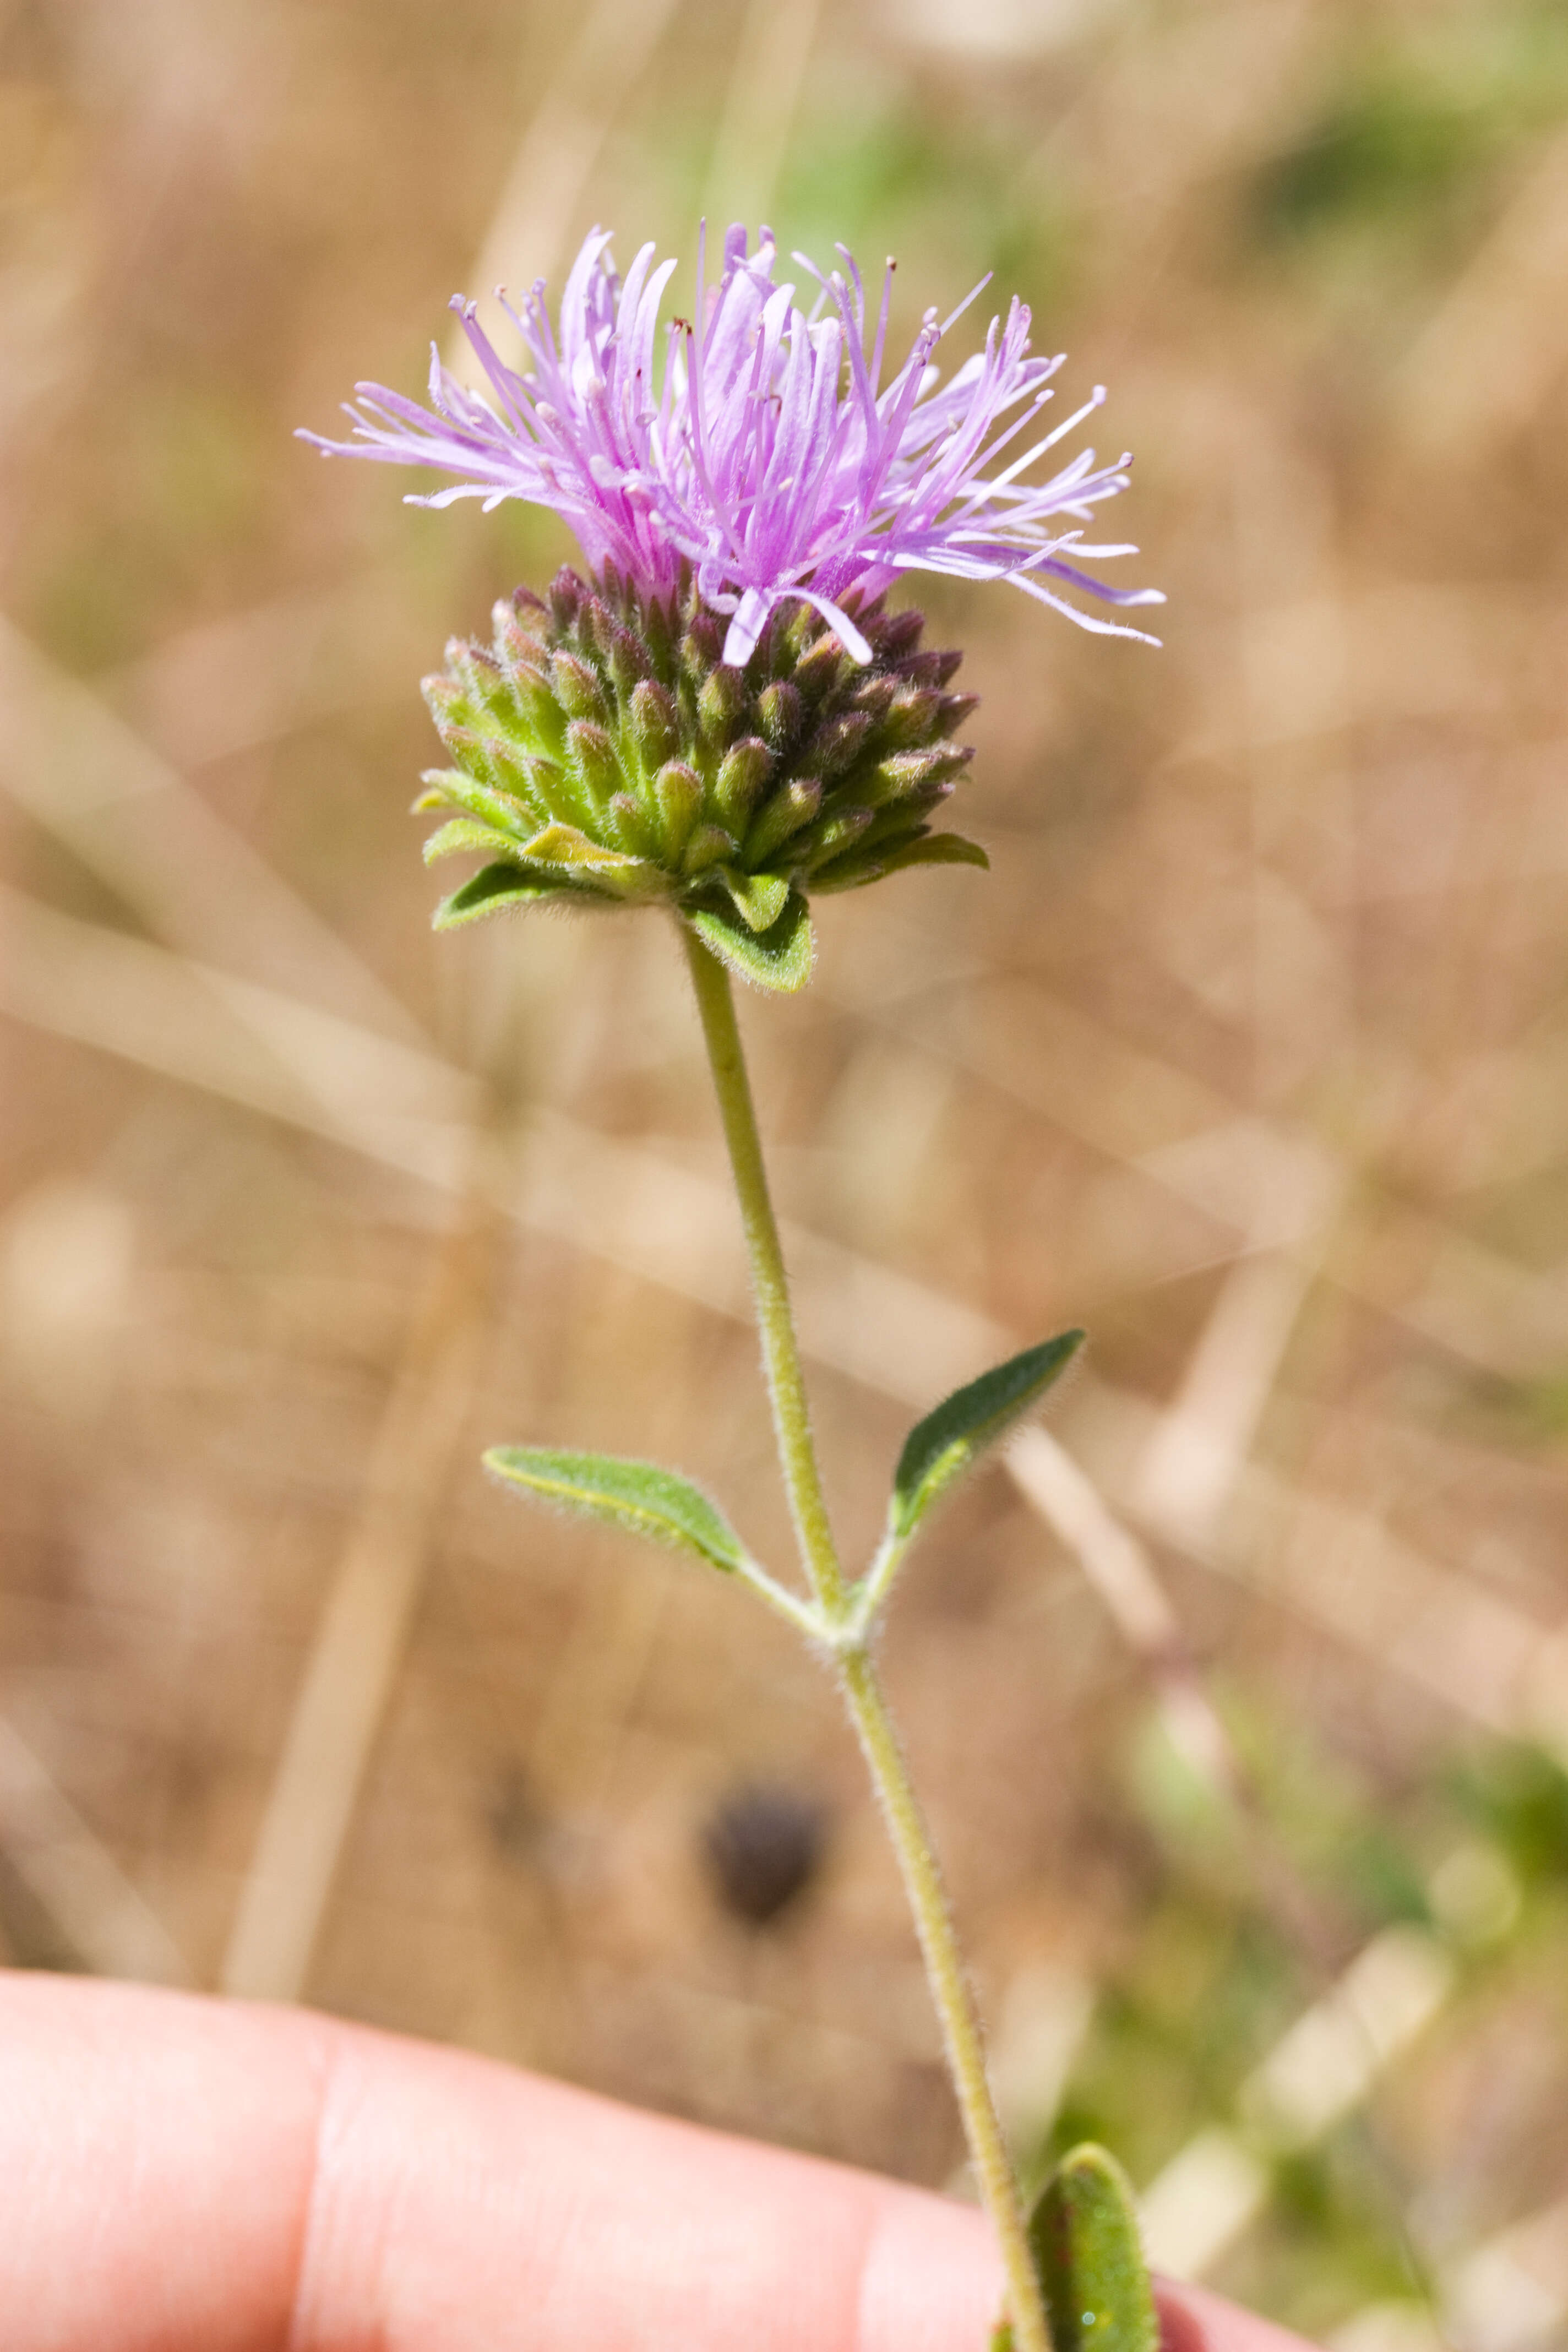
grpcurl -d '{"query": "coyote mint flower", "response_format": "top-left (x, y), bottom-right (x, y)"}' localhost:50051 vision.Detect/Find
top-left (303, 222), bottom-right (1161, 990)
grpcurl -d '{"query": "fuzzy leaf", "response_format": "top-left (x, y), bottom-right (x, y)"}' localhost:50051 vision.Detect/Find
top-left (422, 816), bottom-right (524, 866)
top-left (522, 823), bottom-right (661, 897)
top-left (432, 862), bottom-right (587, 929)
top-left (813, 829), bottom-right (990, 895)
top-left (717, 865), bottom-right (791, 934)
top-left (484, 1446), bottom-right (747, 1575)
top-left (1026, 2145), bottom-right (1157, 2352)
top-left (417, 764), bottom-right (535, 841)
top-left (809, 857), bottom-right (889, 895)
top-left (881, 830), bottom-right (989, 874)
top-left (891, 1331), bottom-right (1083, 1541)
top-left (686, 890), bottom-right (814, 993)
top-left (524, 821), bottom-right (640, 872)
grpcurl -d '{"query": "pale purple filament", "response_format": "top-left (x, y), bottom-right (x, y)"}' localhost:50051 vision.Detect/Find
top-left (302, 222), bottom-right (1163, 666)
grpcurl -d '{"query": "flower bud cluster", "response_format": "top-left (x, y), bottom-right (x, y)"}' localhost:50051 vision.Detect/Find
top-left (417, 565), bottom-right (985, 988)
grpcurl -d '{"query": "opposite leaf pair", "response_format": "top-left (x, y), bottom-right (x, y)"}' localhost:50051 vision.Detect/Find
top-left (484, 1329), bottom-right (1162, 2352)
top-left (484, 1329), bottom-right (1085, 1626)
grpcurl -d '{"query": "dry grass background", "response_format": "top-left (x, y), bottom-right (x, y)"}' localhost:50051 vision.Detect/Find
top-left (3, 0), bottom-right (1568, 2340)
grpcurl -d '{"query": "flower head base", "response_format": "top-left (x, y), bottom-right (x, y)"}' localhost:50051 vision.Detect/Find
top-left (303, 222), bottom-right (1162, 667)
top-left (419, 564), bottom-right (981, 992)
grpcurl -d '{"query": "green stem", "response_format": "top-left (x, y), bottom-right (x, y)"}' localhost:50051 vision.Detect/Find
top-left (732, 1555), bottom-right (833, 1644)
top-left (682, 925), bottom-right (847, 1615)
top-left (837, 1645), bottom-right (1053, 2352)
top-left (680, 922), bottom-right (1052, 2352)
top-left (848, 1526), bottom-right (910, 1638)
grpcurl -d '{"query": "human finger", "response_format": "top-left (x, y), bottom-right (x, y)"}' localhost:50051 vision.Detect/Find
top-left (0, 1973), bottom-right (1315, 2352)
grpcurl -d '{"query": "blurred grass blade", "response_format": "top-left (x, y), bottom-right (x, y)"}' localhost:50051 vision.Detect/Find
top-left (892, 1332), bottom-right (1084, 1542)
top-left (484, 1446), bottom-right (747, 1574)
top-left (1027, 2144), bottom-right (1157, 2352)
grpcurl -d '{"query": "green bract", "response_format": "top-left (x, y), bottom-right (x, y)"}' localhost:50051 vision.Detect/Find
top-left (416, 565), bottom-right (986, 992)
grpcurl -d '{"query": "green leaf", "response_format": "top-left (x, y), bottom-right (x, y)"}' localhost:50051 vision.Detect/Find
top-left (432, 862), bottom-right (590, 930)
top-left (685, 890), bottom-right (814, 993)
top-left (717, 865), bottom-right (791, 933)
top-left (522, 823), bottom-right (661, 896)
top-left (880, 829), bottom-right (989, 874)
top-left (416, 763), bottom-right (535, 841)
top-left (1026, 2144), bottom-right (1157, 2352)
top-left (814, 830), bottom-right (990, 893)
top-left (483, 1446), bottom-right (747, 1575)
top-left (891, 1331), bottom-right (1083, 1541)
top-left (422, 816), bottom-right (526, 865)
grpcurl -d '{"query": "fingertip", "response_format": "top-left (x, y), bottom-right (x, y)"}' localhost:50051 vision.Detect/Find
top-left (1158, 2277), bottom-right (1322, 2352)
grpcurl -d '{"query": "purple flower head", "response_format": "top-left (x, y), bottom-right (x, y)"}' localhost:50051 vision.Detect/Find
top-left (301, 222), bottom-right (1162, 667)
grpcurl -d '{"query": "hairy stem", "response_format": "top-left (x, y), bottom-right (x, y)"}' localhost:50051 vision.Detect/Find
top-left (680, 922), bottom-right (1052, 2352)
top-left (836, 1643), bottom-right (1053, 2352)
top-left (682, 925), bottom-right (846, 1615)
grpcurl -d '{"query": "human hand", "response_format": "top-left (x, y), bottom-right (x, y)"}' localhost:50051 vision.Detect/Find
top-left (0, 1973), bottom-right (1315, 2351)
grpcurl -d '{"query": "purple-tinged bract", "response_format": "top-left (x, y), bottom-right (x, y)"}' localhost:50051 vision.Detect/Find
top-left (302, 223), bottom-right (1162, 667)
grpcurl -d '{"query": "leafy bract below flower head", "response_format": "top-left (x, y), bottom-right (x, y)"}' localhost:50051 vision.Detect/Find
top-left (417, 563), bottom-right (982, 993)
top-left (302, 221), bottom-right (1163, 665)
